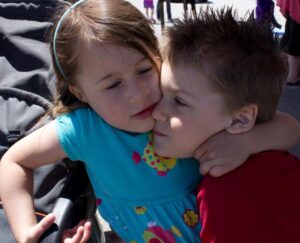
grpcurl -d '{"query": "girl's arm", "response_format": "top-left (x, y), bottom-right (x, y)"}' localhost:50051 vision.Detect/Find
top-left (194, 112), bottom-right (300, 177)
top-left (0, 121), bottom-right (67, 243)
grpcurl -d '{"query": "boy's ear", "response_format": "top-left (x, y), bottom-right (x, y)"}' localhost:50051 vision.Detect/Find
top-left (69, 85), bottom-right (87, 103)
top-left (226, 104), bottom-right (258, 134)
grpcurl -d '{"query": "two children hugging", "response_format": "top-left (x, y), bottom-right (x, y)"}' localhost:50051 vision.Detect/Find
top-left (0, 0), bottom-right (299, 242)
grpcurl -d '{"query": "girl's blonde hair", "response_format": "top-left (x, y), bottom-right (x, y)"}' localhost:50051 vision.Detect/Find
top-left (49, 0), bottom-right (161, 117)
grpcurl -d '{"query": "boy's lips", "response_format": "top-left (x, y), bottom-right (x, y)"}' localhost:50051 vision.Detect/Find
top-left (133, 104), bottom-right (156, 120)
top-left (153, 129), bottom-right (166, 137)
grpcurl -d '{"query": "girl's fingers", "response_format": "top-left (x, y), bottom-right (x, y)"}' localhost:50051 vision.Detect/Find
top-left (200, 161), bottom-right (231, 177)
top-left (81, 221), bottom-right (92, 242)
top-left (199, 160), bottom-right (214, 175)
top-left (62, 219), bottom-right (92, 243)
top-left (209, 164), bottom-right (238, 177)
top-left (31, 214), bottom-right (56, 240)
top-left (193, 143), bottom-right (208, 161)
top-left (63, 226), bottom-right (84, 243)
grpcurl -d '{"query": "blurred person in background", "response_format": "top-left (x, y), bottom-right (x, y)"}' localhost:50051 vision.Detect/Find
top-left (157, 0), bottom-right (173, 22)
top-left (256, 0), bottom-right (281, 28)
top-left (277, 0), bottom-right (300, 85)
top-left (144, 0), bottom-right (156, 24)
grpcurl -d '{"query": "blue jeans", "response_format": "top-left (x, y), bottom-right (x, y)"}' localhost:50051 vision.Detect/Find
top-left (156, 0), bottom-right (172, 20)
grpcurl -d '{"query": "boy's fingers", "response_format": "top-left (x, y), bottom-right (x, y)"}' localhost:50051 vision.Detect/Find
top-left (32, 214), bottom-right (56, 239)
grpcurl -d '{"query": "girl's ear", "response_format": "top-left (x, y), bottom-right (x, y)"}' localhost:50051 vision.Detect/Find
top-left (226, 104), bottom-right (258, 134)
top-left (69, 84), bottom-right (87, 103)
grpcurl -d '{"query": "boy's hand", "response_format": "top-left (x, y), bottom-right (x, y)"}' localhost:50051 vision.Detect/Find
top-left (62, 219), bottom-right (92, 243)
top-left (194, 131), bottom-right (250, 177)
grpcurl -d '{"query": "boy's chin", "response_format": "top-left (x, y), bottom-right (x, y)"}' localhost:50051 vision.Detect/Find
top-left (154, 146), bottom-right (192, 159)
top-left (154, 146), bottom-right (171, 158)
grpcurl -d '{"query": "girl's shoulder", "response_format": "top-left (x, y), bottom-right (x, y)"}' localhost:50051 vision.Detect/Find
top-left (58, 107), bottom-right (102, 123)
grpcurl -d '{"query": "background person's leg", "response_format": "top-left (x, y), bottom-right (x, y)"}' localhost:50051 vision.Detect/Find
top-left (190, 0), bottom-right (197, 18)
top-left (183, 0), bottom-right (187, 19)
top-left (156, 1), bottom-right (160, 20)
top-left (166, 0), bottom-right (172, 21)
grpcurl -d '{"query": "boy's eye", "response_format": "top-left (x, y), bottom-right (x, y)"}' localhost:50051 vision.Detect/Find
top-left (174, 97), bottom-right (187, 106)
top-left (106, 81), bottom-right (121, 90)
top-left (137, 67), bottom-right (152, 75)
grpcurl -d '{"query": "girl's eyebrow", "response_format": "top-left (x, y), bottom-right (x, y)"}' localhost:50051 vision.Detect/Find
top-left (96, 73), bottom-right (114, 84)
top-left (95, 57), bottom-right (149, 84)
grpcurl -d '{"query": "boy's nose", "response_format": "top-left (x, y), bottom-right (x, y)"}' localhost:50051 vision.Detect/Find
top-left (152, 100), bottom-right (167, 122)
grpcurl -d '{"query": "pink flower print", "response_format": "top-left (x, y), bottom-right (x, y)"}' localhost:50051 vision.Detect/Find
top-left (96, 198), bottom-right (102, 206)
top-left (132, 151), bottom-right (142, 164)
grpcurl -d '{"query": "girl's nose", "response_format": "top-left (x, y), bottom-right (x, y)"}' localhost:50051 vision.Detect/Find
top-left (128, 80), bottom-right (150, 105)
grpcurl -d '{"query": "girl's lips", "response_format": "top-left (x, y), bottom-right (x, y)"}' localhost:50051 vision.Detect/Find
top-left (133, 104), bottom-right (156, 120)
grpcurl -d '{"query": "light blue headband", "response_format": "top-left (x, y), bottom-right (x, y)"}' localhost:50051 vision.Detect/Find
top-left (53, 0), bottom-right (85, 79)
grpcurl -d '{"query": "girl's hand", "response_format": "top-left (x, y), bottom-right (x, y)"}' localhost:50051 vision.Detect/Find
top-left (20, 215), bottom-right (91, 243)
top-left (62, 219), bottom-right (92, 243)
top-left (194, 112), bottom-right (300, 177)
top-left (21, 214), bottom-right (56, 243)
top-left (194, 131), bottom-right (250, 177)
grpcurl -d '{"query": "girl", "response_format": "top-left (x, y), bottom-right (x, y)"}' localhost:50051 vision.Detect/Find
top-left (0, 0), bottom-right (299, 242)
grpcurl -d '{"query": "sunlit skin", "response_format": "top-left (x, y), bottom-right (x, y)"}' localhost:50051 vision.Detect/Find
top-left (73, 43), bottom-right (161, 133)
top-left (153, 61), bottom-right (233, 158)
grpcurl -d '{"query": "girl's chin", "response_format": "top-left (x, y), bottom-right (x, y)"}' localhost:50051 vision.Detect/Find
top-left (129, 123), bottom-right (154, 134)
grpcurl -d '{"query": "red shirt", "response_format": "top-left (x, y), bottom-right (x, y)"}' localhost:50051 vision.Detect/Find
top-left (197, 151), bottom-right (300, 243)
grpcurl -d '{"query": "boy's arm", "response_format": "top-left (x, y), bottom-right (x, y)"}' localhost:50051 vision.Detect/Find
top-left (194, 112), bottom-right (300, 177)
top-left (0, 121), bottom-right (67, 243)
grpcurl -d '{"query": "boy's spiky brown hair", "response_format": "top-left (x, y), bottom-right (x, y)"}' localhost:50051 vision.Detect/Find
top-left (162, 7), bottom-right (287, 123)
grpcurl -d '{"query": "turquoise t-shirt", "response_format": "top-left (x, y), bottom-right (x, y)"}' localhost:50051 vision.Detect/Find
top-left (56, 107), bottom-right (202, 242)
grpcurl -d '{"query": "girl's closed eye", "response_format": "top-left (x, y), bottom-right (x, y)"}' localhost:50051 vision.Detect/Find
top-left (174, 97), bottom-right (187, 106)
top-left (106, 80), bottom-right (122, 90)
top-left (137, 66), bottom-right (153, 75)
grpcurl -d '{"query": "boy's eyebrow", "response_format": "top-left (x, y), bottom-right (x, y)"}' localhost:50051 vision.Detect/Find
top-left (166, 83), bottom-right (186, 94)
top-left (95, 57), bottom-right (148, 84)
top-left (166, 85), bottom-right (192, 99)
top-left (176, 90), bottom-right (193, 99)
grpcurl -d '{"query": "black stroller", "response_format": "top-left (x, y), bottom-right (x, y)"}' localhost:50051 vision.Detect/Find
top-left (0, 0), bottom-right (102, 242)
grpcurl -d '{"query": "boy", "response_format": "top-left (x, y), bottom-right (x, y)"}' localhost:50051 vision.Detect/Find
top-left (153, 8), bottom-right (300, 242)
